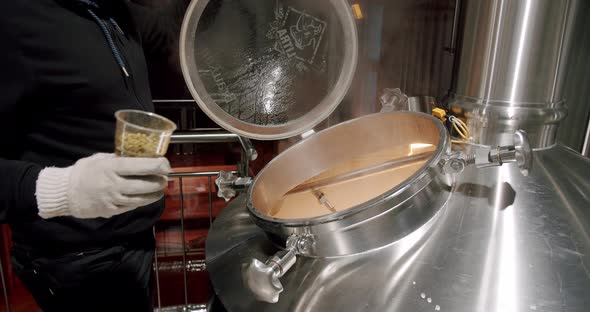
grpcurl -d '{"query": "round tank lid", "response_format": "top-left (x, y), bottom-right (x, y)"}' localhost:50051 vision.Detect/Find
top-left (180, 0), bottom-right (358, 140)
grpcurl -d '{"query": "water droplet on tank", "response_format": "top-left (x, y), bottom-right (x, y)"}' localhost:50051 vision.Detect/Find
top-left (420, 293), bottom-right (426, 299)
top-left (412, 281), bottom-right (416, 285)
top-left (435, 305), bottom-right (441, 311)
top-left (427, 297), bottom-right (432, 303)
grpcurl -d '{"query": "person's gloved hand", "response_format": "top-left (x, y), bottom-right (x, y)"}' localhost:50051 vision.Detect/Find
top-left (35, 153), bottom-right (171, 219)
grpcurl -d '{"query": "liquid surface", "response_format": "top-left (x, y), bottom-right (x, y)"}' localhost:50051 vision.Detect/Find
top-left (269, 144), bottom-right (434, 219)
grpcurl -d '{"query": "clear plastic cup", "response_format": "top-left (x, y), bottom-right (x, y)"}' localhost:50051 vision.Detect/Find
top-left (114, 110), bottom-right (177, 157)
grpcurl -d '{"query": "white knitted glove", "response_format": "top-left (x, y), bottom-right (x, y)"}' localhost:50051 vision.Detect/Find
top-left (35, 153), bottom-right (171, 219)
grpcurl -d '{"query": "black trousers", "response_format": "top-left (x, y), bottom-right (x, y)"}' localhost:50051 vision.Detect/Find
top-left (11, 244), bottom-right (155, 312)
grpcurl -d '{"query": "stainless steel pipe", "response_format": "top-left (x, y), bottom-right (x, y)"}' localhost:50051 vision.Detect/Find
top-left (170, 131), bottom-right (240, 144)
top-left (449, 0), bottom-right (579, 148)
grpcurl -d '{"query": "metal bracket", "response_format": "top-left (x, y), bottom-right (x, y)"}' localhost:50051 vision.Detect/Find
top-left (242, 235), bottom-right (314, 303)
top-left (168, 132), bottom-right (257, 199)
top-left (237, 137), bottom-right (258, 177)
top-left (215, 171), bottom-right (253, 202)
top-left (443, 130), bottom-right (533, 176)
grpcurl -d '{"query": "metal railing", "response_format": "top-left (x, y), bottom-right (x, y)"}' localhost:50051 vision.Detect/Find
top-left (0, 131), bottom-right (251, 312)
top-left (154, 304), bottom-right (207, 312)
top-left (153, 131), bottom-right (255, 311)
top-left (0, 252), bottom-right (8, 311)
top-left (170, 131), bottom-right (257, 177)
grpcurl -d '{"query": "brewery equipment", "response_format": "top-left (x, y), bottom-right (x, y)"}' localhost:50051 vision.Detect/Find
top-left (179, 0), bottom-right (590, 311)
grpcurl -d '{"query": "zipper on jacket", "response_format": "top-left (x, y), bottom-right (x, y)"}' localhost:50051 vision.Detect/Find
top-left (106, 21), bottom-right (148, 111)
top-left (82, 1), bottom-right (148, 111)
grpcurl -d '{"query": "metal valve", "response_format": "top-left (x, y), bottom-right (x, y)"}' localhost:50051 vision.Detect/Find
top-left (242, 235), bottom-right (314, 303)
top-left (215, 171), bottom-right (252, 202)
top-left (443, 130), bottom-right (533, 176)
top-left (379, 88), bottom-right (409, 112)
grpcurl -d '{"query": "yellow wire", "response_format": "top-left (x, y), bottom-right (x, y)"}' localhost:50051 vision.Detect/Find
top-left (449, 116), bottom-right (471, 145)
top-left (457, 120), bottom-right (470, 137)
top-left (432, 110), bottom-right (472, 145)
top-left (452, 122), bottom-right (466, 138)
top-left (450, 116), bottom-right (470, 139)
top-left (455, 120), bottom-right (468, 137)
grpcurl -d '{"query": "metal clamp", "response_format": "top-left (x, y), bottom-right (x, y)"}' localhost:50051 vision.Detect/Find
top-left (214, 136), bottom-right (256, 201)
top-left (242, 235), bottom-right (314, 303)
top-left (443, 130), bottom-right (533, 176)
top-left (215, 171), bottom-right (252, 202)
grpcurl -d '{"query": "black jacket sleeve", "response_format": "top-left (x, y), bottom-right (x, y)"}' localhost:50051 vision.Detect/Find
top-left (0, 16), bottom-right (43, 223)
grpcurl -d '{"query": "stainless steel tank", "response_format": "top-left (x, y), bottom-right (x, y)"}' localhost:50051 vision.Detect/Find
top-left (448, 0), bottom-right (577, 148)
top-left (178, 0), bottom-right (590, 311)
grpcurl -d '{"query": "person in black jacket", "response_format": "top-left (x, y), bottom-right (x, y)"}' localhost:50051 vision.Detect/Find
top-left (0, 0), bottom-right (187, 311)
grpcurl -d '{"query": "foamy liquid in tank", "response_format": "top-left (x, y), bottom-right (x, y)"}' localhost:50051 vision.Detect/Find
top-left (270, 144), bottom-right (435, 219)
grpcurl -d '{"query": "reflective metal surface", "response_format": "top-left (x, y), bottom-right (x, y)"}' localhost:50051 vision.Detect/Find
top-left (180, 0), bottom-right (358, 140)
top-left (247, 112), bottom-right (453, 257)
top-left (453, 0), bottom-right (574, 104)
top-left (170, 131), bottom-right (241, 144)
top-left (203, 0), bottom-right (590, 311)
top-left (556, 0), bottom-right (590, 154)
top-left (449, 0), bottom-right (578, 148)
top-left (207, 144), bottom-right (590, 311)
